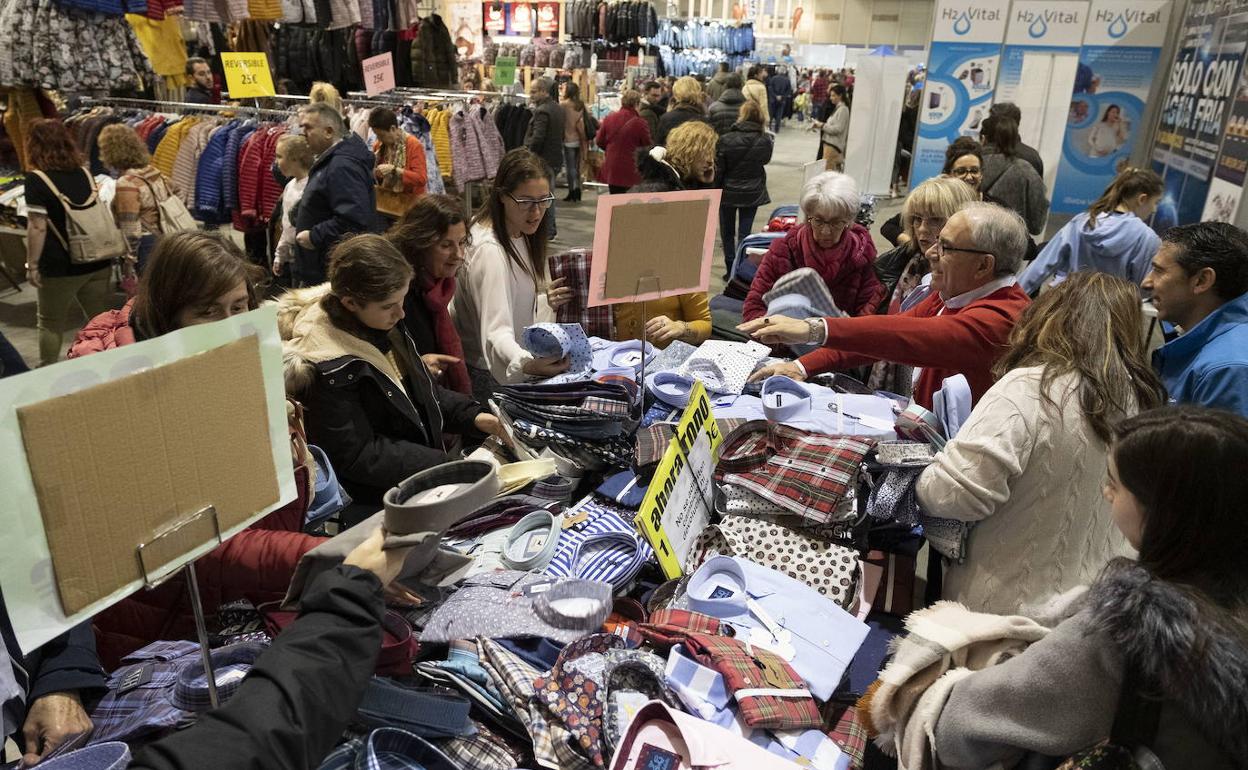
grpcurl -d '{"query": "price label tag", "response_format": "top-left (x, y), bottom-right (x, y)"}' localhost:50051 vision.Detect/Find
top-left (361, 52), bottom-right (395, 96)
top-left (220, 52), bottom-right (276, 98)
top-left (494, 56), bottom-right (517, 87)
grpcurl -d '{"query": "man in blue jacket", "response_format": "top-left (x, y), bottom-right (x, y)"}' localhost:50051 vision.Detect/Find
top-left (1146, 221), bottom-right (1248, 417)
top-left (294, 103), bottom-right (380, 286)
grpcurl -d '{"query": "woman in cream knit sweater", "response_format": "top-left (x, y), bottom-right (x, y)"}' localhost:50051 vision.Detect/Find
top-left (917, 272), bottom-right (1166, 614)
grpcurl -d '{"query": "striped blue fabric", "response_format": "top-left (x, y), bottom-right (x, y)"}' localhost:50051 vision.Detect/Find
top-left (543, 498), bottom-right (651, 589)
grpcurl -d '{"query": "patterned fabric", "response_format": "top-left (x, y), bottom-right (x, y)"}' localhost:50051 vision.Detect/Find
top-left (522, 322), bottom-right (594, 384)
top-left (601, 648), bottom-right (676, 752)
top-left (676, 340), bottom-right (772, 395)
top-left (549, 250), bottom-right (614, 338)
top-left (637, 609), bottom-right (724, 649)
top-left (544, 498), bottom-right (653, 589)
top-left (1055, 742), bottom-right (1142, 769)
top-left (663, 645), bottom-right (735, 728)
top-left (686, 514), bottom-right (861, 610)
top-left (479, 638), bottom-right (593, 770)
top-left (89, 641), bottom-right (199, 744)
top-left (821, 703), bottom-right (869, 770)
top-left (716, 421), bottom-right (874, 525)
top-left (435, 722), bottom-right (526, 770)
top-left (532, 633), bottom-right (625, 768)
top-left (682, 633), bottom-right (822, 730)
top-left (512, 420), bottom-right (635, 467)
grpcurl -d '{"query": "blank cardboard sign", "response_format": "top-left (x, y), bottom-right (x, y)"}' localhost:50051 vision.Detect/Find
top-left (17, 336), bottom-right (279, 614)
top-left (602, 198), bottom-right (710, 298)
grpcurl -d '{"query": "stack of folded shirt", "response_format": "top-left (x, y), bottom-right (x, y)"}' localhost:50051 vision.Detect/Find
top-left (492, 380), bottom-right (639, 469)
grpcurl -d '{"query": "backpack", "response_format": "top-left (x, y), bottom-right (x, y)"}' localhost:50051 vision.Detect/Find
top-left (31, 169), bottom-right (127, 265)
top-left (583, 110), bottom-right (599, 142)
top-left (134, 173), bottom-right (198, 234)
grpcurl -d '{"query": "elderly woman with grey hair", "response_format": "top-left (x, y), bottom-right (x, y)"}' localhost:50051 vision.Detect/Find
top-left (742, 202), bottom-right (1032, 411)
top-left (742, 171), bottom-right (881, 321)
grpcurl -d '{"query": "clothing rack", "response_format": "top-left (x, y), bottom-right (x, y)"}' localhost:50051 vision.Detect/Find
top-left (78, 96), bottom-right (292, 120)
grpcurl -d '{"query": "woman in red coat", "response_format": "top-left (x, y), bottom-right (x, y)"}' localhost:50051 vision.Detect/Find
top-left (596, 89), bottom-right (653, 193)
top-left (69, 231), bottom-right (326, 668)
top-left (742, 170), bottom-right (882, 322)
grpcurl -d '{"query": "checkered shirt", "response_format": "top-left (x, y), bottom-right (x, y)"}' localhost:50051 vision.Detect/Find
top-left (549, 251), bottom-right (614, 339)
top-left (89, 641), bottom-right (200, 744)
top-left (716, 421), bottom-right (874, 525)
top-left (762, 266), bottom-right (844, 318)
top-left (637, 609), bottom-right (725, 649)
top-left (822, 702), bottom-right (869, 769)
top-left (434, 721), bottom-right (526, 770)
top-left (682, 633), bottom-right (822, 731)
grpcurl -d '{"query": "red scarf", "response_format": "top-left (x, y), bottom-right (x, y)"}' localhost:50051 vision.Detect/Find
top-left (419, 273), bottom-right (472, 395)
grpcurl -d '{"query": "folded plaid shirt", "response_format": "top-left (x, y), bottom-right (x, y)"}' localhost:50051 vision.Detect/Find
top-left (434, 721), bottom-right (527, 770)
top-left (316, 726), bottom-right (460, 770)
top-left (821, 702), bottom-right (869, 770)
top-left (716, 421), bottom-right (874, 525)
top-left (682, 633), bottom-right (822, 731)
top-left (637, 609), bottom-right (725, 649)
top-left (549, 249), bottom-right (613, 338)
top-left (762, 267), bottom-right (844, 318)
top-left (90, 641), bottom-right (204, 744)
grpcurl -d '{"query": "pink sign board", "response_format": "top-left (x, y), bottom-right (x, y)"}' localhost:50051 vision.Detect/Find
top-left (362, 52), bottom-right (395, 96)
top-left (587, 189), bottom-right (721, 307)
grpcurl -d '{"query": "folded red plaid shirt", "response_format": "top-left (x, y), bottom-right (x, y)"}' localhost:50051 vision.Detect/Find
top-left (682, 633), bottom-right (822, 731)
top-left (822, 702), bottom-right (869, 769)
top-left (636, 609), bottom-right (724, 649)
top-left (715, 421), bottom-right (874, 525)
top-left (549, 249), bottom-right (613, 339)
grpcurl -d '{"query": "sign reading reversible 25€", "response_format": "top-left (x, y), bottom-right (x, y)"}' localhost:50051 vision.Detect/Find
top-left (221, 52), bottom-right (276, 98)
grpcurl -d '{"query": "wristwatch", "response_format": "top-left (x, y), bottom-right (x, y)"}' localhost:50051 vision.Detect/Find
top-left (805, 317), bottom-right (824, 344)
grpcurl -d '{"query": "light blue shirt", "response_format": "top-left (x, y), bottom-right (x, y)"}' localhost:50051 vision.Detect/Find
top-left (708, 380), bottom-right (898, 437)
top-left (680, 556), bottom-right (869, 700)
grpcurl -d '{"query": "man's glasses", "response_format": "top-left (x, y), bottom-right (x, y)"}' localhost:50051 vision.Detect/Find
top-left (507, 193), bottom-right (556, 210)
top-left (934, 240), bottom-right (994, 257)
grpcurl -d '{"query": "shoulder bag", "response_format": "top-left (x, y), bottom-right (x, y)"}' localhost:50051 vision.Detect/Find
top-left (30, 169), bottom-right (127, 264)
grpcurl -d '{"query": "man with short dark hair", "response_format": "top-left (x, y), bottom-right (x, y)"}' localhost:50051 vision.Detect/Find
top-left (639, 80), bottom-right (665, 141)
top-left (293, 103), bottom-right (379, 285)
top-left (706, 62), bottom-right (732, 102)
top-left (1146, 221), bottom-right (1248, 416)
top-left (184, 57), bottom-right (216, 105)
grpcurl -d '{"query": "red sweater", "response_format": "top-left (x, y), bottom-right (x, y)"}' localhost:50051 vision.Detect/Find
top-left (743, 223), bottom-right (882, 321)
top-left (798, 283), bottom-right (1031, 409)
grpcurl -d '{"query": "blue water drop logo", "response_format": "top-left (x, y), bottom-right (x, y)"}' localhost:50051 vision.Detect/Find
top-left (1108, 13), bottom-right (1128, 38)
top-left (953, 10), bottom-right (972, 35)
top-left (1028, 14), bottom-right (1048, 38)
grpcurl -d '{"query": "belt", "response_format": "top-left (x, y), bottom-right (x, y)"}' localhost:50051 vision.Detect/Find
top-left (356, 678), bottom-right (474, 738)
top-left (760, 375), bottom-right (811, 422)
top-left (501, 510), bottom-right (563, 571)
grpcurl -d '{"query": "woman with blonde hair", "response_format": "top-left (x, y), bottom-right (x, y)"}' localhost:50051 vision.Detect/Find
top-left (875, 175), bottom-right (979, 313)
top-left (655, 76), bottom-right (710, 145)
top-left (918, 271), bottom-right (1167, 613)
top-left (308, 81), bottom-right (344, 115)
top-left (609, 120), bottom-right (716, 348)
top-left (98, 123), bottom-right (184, 270)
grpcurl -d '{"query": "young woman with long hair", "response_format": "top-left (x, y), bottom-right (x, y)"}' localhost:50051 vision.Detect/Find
top-left (1019, 166), bottom-right (1164, 294)
top-left (917, 271), bottom-right (1167, 614)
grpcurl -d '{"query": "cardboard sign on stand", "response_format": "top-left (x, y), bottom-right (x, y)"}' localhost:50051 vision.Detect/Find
top-left (221, 52), bottom-right (276, 98)
top-left (0, 307), bottom-right (294, 654)
top-left (586, 189), bottom-right (721, 307)
top-left (362, 52), bottom-right (396, 96)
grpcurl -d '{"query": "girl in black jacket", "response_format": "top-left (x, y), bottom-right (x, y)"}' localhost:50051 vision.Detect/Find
top-left (279, 234), bottom-right (505, 506)
top-left (715, 101), bottom-right (773, 280)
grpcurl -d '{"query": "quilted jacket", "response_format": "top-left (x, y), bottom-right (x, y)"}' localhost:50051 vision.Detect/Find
top-left (412, 13), bottom-right (456, 86)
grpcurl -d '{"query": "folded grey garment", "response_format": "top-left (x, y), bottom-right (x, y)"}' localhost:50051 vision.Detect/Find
top-left (282, 511), bottom-right (475, 608)
top-left (384, 460), bottom-right (501, 537)
top-left (420, 570), bottom-right (612, 644)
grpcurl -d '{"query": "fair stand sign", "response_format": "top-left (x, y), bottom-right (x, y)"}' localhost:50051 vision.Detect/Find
top-left (221, 52), bottom-right (276, 98)
top-left (362, 53), bottom-right (396, 96)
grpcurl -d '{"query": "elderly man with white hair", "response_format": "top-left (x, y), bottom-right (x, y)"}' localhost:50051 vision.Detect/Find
top-left (742, 171), bottom-right (882, 321)
top-left (743, 201), bottom-right (1032, 409)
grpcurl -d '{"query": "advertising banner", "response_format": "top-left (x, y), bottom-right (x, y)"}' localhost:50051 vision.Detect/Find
top-left (910, 0), bottom-right (1008, 187)
top-left (995, 1), bottom-right (1089, 191)
top-left (1149, 0), bottom-right (1248, 232)
top-left (1202, 7), bottom-right (1248, 222)
top-left (1050, 0), bottom-right (1172, 214)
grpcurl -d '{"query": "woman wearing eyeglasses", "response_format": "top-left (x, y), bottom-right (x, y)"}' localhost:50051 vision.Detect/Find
top-left (452, 148), bottom-right (569, 402)
top-left (742, 170), bottom-right (882, 323)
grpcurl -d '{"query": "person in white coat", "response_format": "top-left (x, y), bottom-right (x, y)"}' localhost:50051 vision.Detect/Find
top-left (916, 271), bottom-right (1167, 614)
top-left (451, 148), bottom-right (570, 403)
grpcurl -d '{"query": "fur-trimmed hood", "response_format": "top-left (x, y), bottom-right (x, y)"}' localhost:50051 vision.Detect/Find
top-left (273, 284), bottom-right (403, 397)
top-left (1084, 559), bottom-right (1248, 764)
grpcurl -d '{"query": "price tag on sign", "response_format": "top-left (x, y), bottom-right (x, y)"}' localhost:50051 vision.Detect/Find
top-left (361, 52), bottom-right (396, 96)
top-left (220, 52), bottom-right (276, 98)
top-left (494, 56), bottom-right (517, 87)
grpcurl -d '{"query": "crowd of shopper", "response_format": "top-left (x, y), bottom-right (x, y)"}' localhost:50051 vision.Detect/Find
top-left (4, 61), bottom-right (1248, 770)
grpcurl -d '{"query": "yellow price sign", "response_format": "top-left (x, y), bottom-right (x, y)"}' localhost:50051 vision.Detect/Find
top-left (220, 52), bottom-right (276, 98)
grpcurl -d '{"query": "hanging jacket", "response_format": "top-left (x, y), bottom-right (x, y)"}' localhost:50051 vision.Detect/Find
top-left (279, 286), bottom-right (484, 504)
top-left (192, 123), bottom-right (234, 224)
top-left (412, 13), bottom-right (456, 86)
top-left (716, 121), bottom-right (772, 209)
top-left (449, 108), bottom-right (486, 187)
top-left (428, 108), bottom-right (454, 181)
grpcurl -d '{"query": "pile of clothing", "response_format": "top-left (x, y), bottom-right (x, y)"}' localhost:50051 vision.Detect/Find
top-left (649, 19), bottom-right (754, 53)
top-left (563, 0), bottom-right (659, 41)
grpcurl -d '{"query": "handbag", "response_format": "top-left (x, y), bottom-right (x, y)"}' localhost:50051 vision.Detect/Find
top-left (685, 513), bottom-right (861, 611)
top-left (135, 174), bottom-right (197, 233)
top-left (30, 169), bottom-right (127, 264)
top-left (376, 185), bottom-right (416, 218)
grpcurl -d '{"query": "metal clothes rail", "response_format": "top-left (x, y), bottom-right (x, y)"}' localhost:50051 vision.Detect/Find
top-left (78, 96), bottom-right (292, 120)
